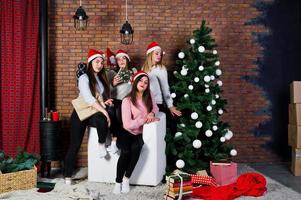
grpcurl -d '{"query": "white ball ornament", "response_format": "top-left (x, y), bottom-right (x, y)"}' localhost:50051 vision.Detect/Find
top-left (220, 137), bottom-right (226, 142)
top-left (216, 69), bottom-right (222, 76)
top-left (205, 130), bottom-right (213, 137)
top-left (191, 112), bottom-right (198, 120)
top-left (215, 61), bottom-right (220, 66)
top-left (173, 71), bottom-right (178, 75)
top-left (180, 69), bottom-right (188, 76)
top-left (207, 105), bottom-right (212, 111)
top-left (205, 84), bottom-right (209, 88)
top-left (195, 121), bottom-right (203, 128)
top-left (194, 77), bottom-right (200, 83)
top-left (198, 46), bottom-right (205, 52)
top-left (204, 75), bottom-right (211, 83)
top-left (213, 50), bottom-right (218, 54)
top-left (190, 39), bottom-right (195, 44)
top-left (188, 85), bottom-right (194, 90)
top-left (176, 159), bottom-right (185, 169)
top-left (184, 94), bottom-right (189, 98)
top-left (193, 139), bottom-right (202, 149)
top-left (225, 130), bottom-right (233, 140)
top-left (178, 52), bottom-right (185, 59)
top-left (210, 75), bottom-right (215, 80)
top-left (230, 149), bottom-right (237, 156)
top-left (174, 132), bottom-right (182, 138)
top-left (212, 125), bottom-right (218, 131)
top-left (217, 80), bottom-right (223, 86)
top-left (205, 88), bottom-right (210, 93)
top-left (180, 123), bottom-right (186, 127)
top-left (218, 109), bottom-right (223, 115)
top-left (211, 100), bottom-right (216, 105)
top-left (215, 94), bottom-right (219, 99)
top-left (171, 93), bottom-right (176, 98)
top-left (198, 65), bottom-right (204, 71)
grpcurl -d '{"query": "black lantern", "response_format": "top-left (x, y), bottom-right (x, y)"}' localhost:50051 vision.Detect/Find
top-left (73, 2), bottom-right (88, 30)
top-left (120, 21), bottom-right (134, 45)
top-left (120, 0), bottom-right (134, 45)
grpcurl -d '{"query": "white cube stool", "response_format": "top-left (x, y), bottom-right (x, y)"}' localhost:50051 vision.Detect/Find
top-left (88, 112), bottom-right (166, 186)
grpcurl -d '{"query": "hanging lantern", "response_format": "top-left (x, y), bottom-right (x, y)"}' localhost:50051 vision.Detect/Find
top-left (120, 0), bottom-right (134, 45)
top-left (73, 1), bottom-right (88, 30)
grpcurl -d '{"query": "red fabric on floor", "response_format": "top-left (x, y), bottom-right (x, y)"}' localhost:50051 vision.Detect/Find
top-left (192, 172), bottom-right (267, 200)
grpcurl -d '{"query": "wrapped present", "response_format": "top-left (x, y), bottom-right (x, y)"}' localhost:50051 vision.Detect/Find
top-left (190, 174), bottom-right (218, 187)
top-left (210, 161), bottom-right (237, 186)
top-left (165, 171), bottom-right (192, 200)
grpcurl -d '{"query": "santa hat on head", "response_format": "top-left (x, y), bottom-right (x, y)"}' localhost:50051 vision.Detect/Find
top-left (131, 70), bottom-right (148, 83)
top-left (146, 41), bottom-right (162, 55)
top-left (87, 49), bottom-right (105, 63)
top-left (115, 49), bottom-right (131, 61)
top-left (106, 48), bottom-right (116, 66)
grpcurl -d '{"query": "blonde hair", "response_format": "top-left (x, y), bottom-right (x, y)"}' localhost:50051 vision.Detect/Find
top-left (142, 51), bottom-right (165, 72)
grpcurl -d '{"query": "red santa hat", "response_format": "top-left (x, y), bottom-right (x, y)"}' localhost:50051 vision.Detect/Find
top-left (115, 49), bottom-right (131, 61)
top-left (87, 49), bottom-right (105, 63)
top-left (146, 41), bottom-right (161, 55)
top-left (106, 48), bottom-right (116, 66)
top-left (131, 70), bottom-right (148, 83)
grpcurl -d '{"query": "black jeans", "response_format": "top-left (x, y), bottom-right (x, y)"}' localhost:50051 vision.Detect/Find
top-left (115, 131), bottom-right (144, 183)
top-left (64, 110), bottom-right (109, 177)
top-left (110, 99), bottom-right (123, 138)
top-left (157, 104), bottom-right (178, 134)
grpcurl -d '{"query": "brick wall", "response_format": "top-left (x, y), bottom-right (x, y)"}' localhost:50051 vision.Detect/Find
top-left (48, 0), bottom-right (279, 167)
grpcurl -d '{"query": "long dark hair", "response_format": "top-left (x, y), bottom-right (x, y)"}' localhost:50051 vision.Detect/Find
top-left (86, 59), bottom-right (109, 98)
top-left (129, 75), bottom-right (153, 112)
top-left (115, 57), bottom-right (133, 72)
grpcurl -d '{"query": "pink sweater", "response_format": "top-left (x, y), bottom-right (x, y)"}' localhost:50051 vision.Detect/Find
top-left (122, 94), bottom-right (159, 135)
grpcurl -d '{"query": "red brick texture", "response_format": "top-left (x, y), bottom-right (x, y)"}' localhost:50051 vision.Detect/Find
top-left (48, 0), bottom-right (279, 167)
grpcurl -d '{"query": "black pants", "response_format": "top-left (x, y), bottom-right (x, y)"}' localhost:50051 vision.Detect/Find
top-left (157, 104), bottom-right (178, 134)
top-left (115, 131), bottom-right (144, 183)
top-left (64, 110), bottom-right (109, 177)
top-left (110, 99), bottom-right (123, 138)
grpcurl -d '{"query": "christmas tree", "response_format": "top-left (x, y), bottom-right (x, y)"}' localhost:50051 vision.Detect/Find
top-left (166, 20), bottom-right (237, 173)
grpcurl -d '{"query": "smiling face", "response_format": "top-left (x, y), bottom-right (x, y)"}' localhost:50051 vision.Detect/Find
top-left (136, 76), bottom-right (149, 93)
top-left (116, 56), bottom-right (127, 69)
top-left (91, 57), bottom-right (104, 73)
top-left (151, 49), bottom-right (162, 64)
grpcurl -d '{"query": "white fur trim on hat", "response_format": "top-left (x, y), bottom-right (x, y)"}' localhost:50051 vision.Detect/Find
top-left (115, 52), bottom-right (130, 61)
top-left (146, 46), bottom-right (161, 55)
top-left (88, 54), bottom-right (105, 63)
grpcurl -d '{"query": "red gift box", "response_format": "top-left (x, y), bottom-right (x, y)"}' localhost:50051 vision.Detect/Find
top-left (210, 161), bottom-right (237, 186)
top-left (190, 174), bottom-right (218, 187)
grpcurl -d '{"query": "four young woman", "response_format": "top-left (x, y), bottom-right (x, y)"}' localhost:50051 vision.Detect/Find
top-left (65, 43), bottom-right (180, 192)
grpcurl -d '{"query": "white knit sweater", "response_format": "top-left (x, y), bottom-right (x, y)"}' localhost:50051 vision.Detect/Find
top-left (148, 65), bottom-right (173, 108)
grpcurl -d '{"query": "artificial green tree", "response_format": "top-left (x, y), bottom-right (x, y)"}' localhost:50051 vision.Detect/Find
top-left (166, 20), bottom-right (237, 173)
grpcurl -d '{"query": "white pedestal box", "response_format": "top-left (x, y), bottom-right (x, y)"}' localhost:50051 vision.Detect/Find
top-left (88, 112), bottom-right (166, 186)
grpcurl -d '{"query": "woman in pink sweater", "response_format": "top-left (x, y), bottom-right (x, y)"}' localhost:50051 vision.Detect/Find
top-left (113, 70), bottom-right (159, 194)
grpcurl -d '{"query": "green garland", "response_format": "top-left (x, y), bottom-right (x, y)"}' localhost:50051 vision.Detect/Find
top-left (0, 150), bottom-right (39, 174)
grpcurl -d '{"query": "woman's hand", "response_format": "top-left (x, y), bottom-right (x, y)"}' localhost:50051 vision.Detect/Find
top-left (112, 75), bottom-right (122, 86)
top-left (169, 106), bottom-right (182, 117)
top-left (144, 112), bottom-right (160, 124)
top-left (102, 110), bottom-right (111, 127)
top-left (104, 99), bottom-right (114, 107)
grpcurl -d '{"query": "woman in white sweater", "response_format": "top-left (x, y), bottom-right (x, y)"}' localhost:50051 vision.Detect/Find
top-left (142, 42), bottom-right (181, 117)
top-left (106, 50), bottom-right (134, 153)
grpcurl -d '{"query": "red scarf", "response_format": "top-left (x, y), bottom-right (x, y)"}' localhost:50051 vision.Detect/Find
top-left (192, 172), bottom-right (267, 200)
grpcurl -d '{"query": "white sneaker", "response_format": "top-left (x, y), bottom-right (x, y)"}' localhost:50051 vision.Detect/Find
top-left (107, 143), bottom-right (118, 154)
top-left (98, 144), bottom-right (107, 158)
top-left (64, 177), bottom-right (72, 185)
top-left (121, 179), bottom-right (130, 193)
top-left (113, 182), bottom-right (121, 194)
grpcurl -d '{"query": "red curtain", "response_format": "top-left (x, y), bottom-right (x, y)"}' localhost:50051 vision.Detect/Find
top-left (0, 0), bottom-right (40, 156)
